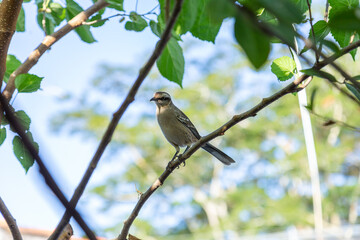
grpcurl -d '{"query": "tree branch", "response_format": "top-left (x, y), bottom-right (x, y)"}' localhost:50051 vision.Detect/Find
top-left (309, 110), bottom-right (360, 132)
top-left (306, 0), bottom-right (319, 63)
top-left (1, 0), bottom-right (109, 101)
top-left (50, 1), bottom-right (184, 240)
top-left (0, 95), bottom-right (97, 240)
top-left (0, 196), bottom-right (23, 240)
top-left (117, 32), bottom-right (360, 240)
top-left (0, 0), bottom-right (23, 89)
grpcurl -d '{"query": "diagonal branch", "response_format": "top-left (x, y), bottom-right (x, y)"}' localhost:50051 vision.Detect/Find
top-left (0, 95), bottom-right (97, 240)
top-left (50, 1), bottom-right (184, 240)
top-left (0, 196), bottom-right (23, 240)
top-left (1, 0), bottom-right (109, 101)
top-left (117, 32), bottom-right (360, 239)
top-left (0, 0), bottom-right (23, 89)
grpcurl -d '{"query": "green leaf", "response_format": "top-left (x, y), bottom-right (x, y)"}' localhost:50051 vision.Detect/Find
top-left (13, 132), bottom-right (39, 173)
top-left (15, 74), bottom-right (43, 93)
top-left (271, 56), bottom-right (296, 81)
top-left (11, 110), bottom-right (31, 131)
top-left (0, 128), bottom-right (6, 146)
top-left (190, 0), bottom-right (223, 43)
top-left (124, 12), bottom-right (148, 32)
top-left (66, 0), bottom-right (96, 43)
top-left (36, 12), bottom-right (55, 35)
top-left (16, 7), bottom-right (25, 32)
top-left (150, 20), bottom-right (162, 37)
top-left (87, 13), bottom-right (106, 27)
top-left (234, 14), bottom-right (271, 69)
top-left (105, 0), bottom-right (124, 11)
top-left (300, 68), bottom-right (337, 82)
top-left (4, 55), bottom-right (21, 83)
top-left (328, 8), bottom-right (360, 32)
top-left (321, 39), bottom-right (340, 53)
top-left (256, 0), bottom-right (304, 25)
top-left (307, 87), bottom-right (318, 111)
top-left (50, 2), bottom-right (66, 25)
top-left (156, 39), bottom-right (184, 87)
top-left (291, 0), bottom-right (311, 14)
top-left (328, 0), bottom-right (359, 14)
top-left (353, 75), bottom-right (360, 81)
top-left (345, 83), bottom-right (360, 101)
top-left (176, 0), bottom-right (201, 34)
top-left (310, 20), bottom-right (330, 42)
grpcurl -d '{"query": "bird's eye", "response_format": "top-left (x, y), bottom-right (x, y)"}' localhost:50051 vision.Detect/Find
top-left (160, 97), bottom-right (166, 101)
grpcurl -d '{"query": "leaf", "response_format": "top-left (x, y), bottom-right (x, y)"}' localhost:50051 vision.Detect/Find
top-left (13, 132), bottom-right (39, 173)
top-left (271, 56), bottom-right (296, 81)
top-left (321, 39), bottom-right (340, 53)
top-left (190, 0), bottom-right (223, 43)
top-left (306, 87), bottom-right (318, 111)
top-left (353, 75), bottom-right (360, 81)
top-left (15, 74), bottom-right (44, 93)
top-left (291, 0), bottom-right (311, 14)
top-left (176, 0), bottom-right (201, 34)
top-left (156, 38), bottom-right (184, 87)
top-left (16, 7), bottom-right (25, 32)
top-left (36, 12), bottom-right (55, 35)
top-left (300, 68), bottom-right (337, 82)
top-left (328, 8), bottom-right (360, 32)
top-left (328, 0), bottom-right (359, 14)
top-left (346, 83), bottom-right (360, 101)
top-left (10, 110), bottom-right (31, 131)
top-left (124, 12), bottom-right (148, 32)
top-left (105, 0), bottom-right (124, 11)
top-left (88, 14), bottom-right (106, 27)
top-left (50, 2), bottom-right (66, 25)
top-left (256, 0), bottom-right (304, 25)
top-left (4, 55), bottom-right (21, 83)
top-left (235, 14), bottom-right (270, 69)
top-left (310, 20), bottom-right (330, 42)
top-left (66, 0), bottom-right (96, 43)
top-left (150, 20), bottom-right (162, 37)
top-left (0, 128), bottom-right (6, 146)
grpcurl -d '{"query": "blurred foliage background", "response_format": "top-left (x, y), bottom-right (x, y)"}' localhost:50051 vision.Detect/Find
top-left (49, 33), bottom-right (360, 239)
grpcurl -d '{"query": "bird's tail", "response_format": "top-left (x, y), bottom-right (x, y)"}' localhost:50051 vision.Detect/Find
top-left (201, 143), bottom-right (235, 165)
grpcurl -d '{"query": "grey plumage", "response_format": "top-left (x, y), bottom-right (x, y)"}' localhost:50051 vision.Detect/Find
top-left (150, 91), bottom-right (235, 165)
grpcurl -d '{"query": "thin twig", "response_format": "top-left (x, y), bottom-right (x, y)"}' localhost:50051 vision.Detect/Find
top-left (1, 0), bottom-right (110, 102)
top-left (0, 196), bottom-right (23, 240)
top-left (310, 110), bottom-right (360, 132)
top-left (324, 0), bottom-right (329, 22)
top-left (0, 95), bottom-right (97, 240)
top-left (307, 0), bottom-right (319, 63)
top-left (51, 1), bottom-right (184, 240)
top-left (324, 78), bottom-right (360, 105)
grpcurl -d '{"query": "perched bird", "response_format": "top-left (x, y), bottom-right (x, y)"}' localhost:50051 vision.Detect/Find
top-left (150, 91), bottom-right (235, 165)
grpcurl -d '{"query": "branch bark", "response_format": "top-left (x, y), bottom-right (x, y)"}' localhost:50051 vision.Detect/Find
top-left (117, 35), bottom-right (360, 240)
top-left (1, 0), bottom-right (109, 101)
top-left (0, 0), bottom-right (23, 89)
top-left (0, 196), bottom-right (23, 240)
top-left (51, 1), bottom-right (184, 240)
top-left (0, 95), bottom-right (97, 240)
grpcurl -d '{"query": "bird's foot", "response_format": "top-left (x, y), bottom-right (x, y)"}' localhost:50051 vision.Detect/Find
top-left (177, 154), bottom-right (186, 167)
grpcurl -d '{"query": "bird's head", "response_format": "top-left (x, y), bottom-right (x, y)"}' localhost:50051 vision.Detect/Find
top-left (150, 91), bottom-right (172, 107)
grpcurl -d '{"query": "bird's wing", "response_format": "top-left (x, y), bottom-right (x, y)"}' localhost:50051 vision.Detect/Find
top-left (174, 106), bottom-right (201, 139)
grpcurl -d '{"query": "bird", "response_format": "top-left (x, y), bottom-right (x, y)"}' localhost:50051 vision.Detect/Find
top-left (150, 91), bottom-right (235, 165)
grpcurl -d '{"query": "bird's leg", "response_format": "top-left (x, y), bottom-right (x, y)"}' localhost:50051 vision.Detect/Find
top-left (167, 148), bottom-right (180, 170)
top-left (178, 146), bottom-right (190, 167)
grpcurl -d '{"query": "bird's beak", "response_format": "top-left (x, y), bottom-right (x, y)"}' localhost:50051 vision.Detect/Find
top-left (150, 97), bottom-right (156, 102)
